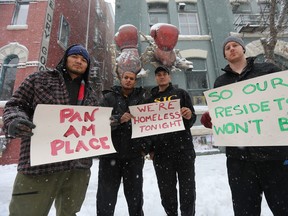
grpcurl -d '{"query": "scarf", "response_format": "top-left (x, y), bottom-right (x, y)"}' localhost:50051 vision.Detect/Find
top-left (77, 80), bottom-right (85, 105)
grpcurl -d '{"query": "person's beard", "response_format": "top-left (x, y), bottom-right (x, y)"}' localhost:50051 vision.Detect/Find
top-left (68, 68), bottom-right (83, 77)
top-left (66, 63), bottom-right (86, 78)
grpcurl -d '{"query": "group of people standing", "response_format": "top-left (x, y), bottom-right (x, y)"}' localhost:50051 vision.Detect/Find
top-left (3, 43), bottom-right (196, 216)
top-left (96, 63), bottom-right (196, 216)
top-left (2, 35), bottom-right (288, 216)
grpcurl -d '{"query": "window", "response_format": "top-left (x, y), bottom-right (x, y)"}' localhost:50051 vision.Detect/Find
top-left (185, 58), bottom-right (208, 105)
top-left (177, 3), bottom-right (200, 35)
top-left (148, 3), bottom-right (169, 26)
top-left (58, 15), bottom-right (70, 48)
top-left (12, 2), bottom-right (29, 25)
top-left (0, 55), bottom-right (19, 101)
top-left (178, 13), bottom-right (199, 35)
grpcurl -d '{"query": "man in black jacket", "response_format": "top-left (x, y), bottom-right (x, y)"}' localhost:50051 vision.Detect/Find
top-left (96, 70), bottom-right (149, 216)
top-left (201, 36), bottom-right (288, 216)
top-left (147, 65), bottom-right (197, 216)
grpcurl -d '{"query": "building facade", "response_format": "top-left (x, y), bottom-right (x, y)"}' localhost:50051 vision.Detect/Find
top-left (114, 0), bottom-right (288, 144)
top-left (0, 0), bottom-right (115, 164)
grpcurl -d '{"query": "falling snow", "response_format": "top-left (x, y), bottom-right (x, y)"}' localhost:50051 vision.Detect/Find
top-left (0, 154), bottom-right (273, 216)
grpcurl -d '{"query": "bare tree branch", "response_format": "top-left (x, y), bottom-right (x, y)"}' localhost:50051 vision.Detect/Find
top-left (261, 0), bottom-right (288, 65)
top-left (276, 0), bottom-right (288, 32)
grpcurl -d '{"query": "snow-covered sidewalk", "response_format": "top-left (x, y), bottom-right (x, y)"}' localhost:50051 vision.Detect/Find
top-left (0, 154), bottom-right (272, 216)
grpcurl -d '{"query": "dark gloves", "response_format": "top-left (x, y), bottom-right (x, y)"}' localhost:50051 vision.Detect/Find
top-left (8, 119), bottom-right (36, 138)
top-left (200, 112), bottom-right (212, 129)
top-left (110, 116), bottom-right (120, 127)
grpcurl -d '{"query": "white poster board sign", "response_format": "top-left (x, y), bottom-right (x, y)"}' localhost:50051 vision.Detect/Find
top-left (31, 104), bottom-right (115, 166)
top-left (204, 70), bottom-right (288, 146)
top-left (129, 99), bottom-right (185, 138)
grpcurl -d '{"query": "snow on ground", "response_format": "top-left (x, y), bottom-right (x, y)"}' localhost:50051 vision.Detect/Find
top-left (0, 154), bottom-right (273, 216)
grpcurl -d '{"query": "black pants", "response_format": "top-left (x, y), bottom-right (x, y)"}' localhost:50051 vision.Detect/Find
top-left (227, 158), bottom-right (288, 216)
top-left (153, 150), bottom-right (196, 216)
top-left (96, 157), bottom-right (144, 216)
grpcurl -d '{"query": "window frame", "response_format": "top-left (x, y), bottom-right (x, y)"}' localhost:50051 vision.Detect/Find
top-left (177, 3), bottom-right (200, 35)
top-left (178, 12), bottom-right (200, 35)
top-left (185, 58), bottom-right (209, 105)
top-left (0, 55), bottom-right (19, 101)
top-left (148, 3), bottom-right (169, 26)
top-left (58, 15), bottom-right (70, 49)
top-left (12, 1), bottom-right (29, 25)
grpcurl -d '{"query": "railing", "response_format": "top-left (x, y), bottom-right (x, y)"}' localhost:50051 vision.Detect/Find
top-left (233, 14), bottom-right (269, 33)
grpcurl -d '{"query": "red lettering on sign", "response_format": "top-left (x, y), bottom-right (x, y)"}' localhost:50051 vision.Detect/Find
top-left (64, 125), bottom-right (80, 138)
top-left (81, 124), bottom-right (96, 136)
top-left (50, 137), bottom-right (111, 156)
top-left (76, 140), bottom-right (89, 152)
top-left (60, 108), bottom-right (99, 123)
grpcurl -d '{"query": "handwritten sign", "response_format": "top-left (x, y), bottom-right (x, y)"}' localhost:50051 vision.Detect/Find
top-left (31, 104), bottom-right (115, 166)
top-left (204, 70), bottom-right (288, 146)
top-left (129, 99), bottom-right (185, 138)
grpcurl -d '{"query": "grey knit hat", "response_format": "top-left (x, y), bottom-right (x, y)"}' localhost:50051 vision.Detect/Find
top-left (223, 36), bottom-right (246, 57)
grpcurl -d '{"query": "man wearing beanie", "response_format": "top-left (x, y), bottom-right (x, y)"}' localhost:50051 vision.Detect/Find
top-left (3, 44), bottom-right (99, 215)
top-left (201, 36), bottom-right (288, 215)
top-left (222, 35), bottom-right (246, 58)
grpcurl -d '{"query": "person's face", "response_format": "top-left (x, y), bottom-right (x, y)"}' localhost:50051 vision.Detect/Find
top-left (224, 41), bottom-right (245, 63)
top-left (66, 54), bottom-right (88, 79)
top-left (155, 71), bottom-right (170, 86)
top-left (121, 71), bottom-right (137, 90)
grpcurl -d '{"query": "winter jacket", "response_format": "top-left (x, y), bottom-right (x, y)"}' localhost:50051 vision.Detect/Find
top-left (99, 86), bottom-right (150, 159)
top-left (215, 57), bottom-right (288, 160)
top-left (147, 83), bottom-right (196, 154)
top-left (2, 45), bottom-right (99, 175)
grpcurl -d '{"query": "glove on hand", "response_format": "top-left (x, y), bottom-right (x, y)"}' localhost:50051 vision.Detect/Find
top-left (200, 112), bottom-right (212, 129)
top-left (8, 119), bottom-right (36, 138)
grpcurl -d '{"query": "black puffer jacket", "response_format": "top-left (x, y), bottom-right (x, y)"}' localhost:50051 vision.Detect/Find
top-left (147, 83), bottom-right (196, 155)
top-left (215, 57), bottom-right (288, 160)
top-left (100, 86), bottom-right (150, 159)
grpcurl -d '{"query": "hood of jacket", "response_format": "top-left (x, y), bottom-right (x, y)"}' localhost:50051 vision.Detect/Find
top-left (55, 44), bottom-right (90, 83)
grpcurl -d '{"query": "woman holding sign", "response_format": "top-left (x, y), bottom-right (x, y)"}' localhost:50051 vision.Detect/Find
top-left (201, 36), bottom-right (288, 216)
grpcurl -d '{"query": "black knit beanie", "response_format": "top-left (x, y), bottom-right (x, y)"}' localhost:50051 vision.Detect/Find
top-left (223, 36), bottom-right (246, 57)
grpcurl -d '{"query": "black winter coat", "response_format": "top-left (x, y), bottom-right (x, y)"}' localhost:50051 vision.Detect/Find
top-left (215, 57), bottom-right (288, 160)
top-left (100, 86), bottom-right (150, 159)
top-left (147, 83), bottom-right (196, 155)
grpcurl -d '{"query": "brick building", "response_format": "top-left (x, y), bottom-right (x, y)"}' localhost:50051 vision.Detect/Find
top-left (0, 0), bottom-right (115, 164)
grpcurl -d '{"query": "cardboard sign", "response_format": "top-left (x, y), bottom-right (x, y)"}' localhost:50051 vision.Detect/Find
top-left (204, 70), bottom-right (288, 146)
top-left (31, 104), bottom-right (115, 166)
top-left (129, 99), bottom-right (185, 138)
